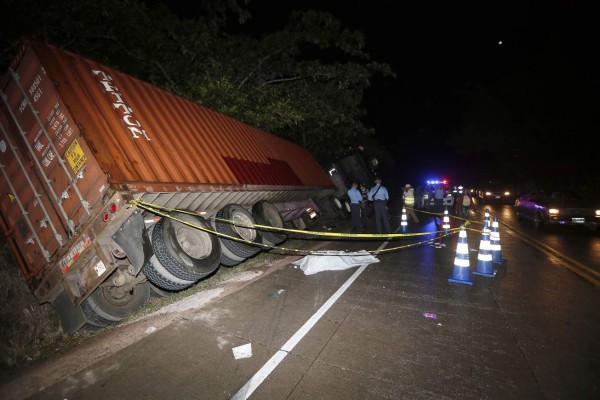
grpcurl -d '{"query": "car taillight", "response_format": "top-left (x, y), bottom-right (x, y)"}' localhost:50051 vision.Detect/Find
top-left (103, 212), bottom-right (110, 222)
top-left (109, 202), bottom-right (118, 213)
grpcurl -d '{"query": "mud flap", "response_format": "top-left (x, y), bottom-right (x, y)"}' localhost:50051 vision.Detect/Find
top-left (112, 210), bottom-right (152, 275)
top-left (52, 288), bottom-right (86, 334)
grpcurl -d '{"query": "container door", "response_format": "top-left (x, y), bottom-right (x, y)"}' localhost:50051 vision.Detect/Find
top-left (0, 46), bottom-right (107, 284)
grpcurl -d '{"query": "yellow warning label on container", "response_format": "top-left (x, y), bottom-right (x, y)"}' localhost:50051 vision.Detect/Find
top-left (65, 139), bottom-right (87, 173)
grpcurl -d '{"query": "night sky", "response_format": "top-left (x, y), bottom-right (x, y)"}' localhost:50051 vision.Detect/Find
top-left (161, 0), bottom-right (597, 188)
top-left (5, 0), bottom-right (594, 188)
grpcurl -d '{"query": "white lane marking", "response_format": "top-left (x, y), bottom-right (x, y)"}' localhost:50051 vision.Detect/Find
top-left (232, 240), bottom-right (389, 400)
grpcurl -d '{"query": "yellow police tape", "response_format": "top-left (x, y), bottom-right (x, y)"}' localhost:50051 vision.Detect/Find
top-left (129, 198), bottom-right (476, 255)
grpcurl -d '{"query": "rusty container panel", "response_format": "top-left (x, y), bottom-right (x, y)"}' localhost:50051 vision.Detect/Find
top-left (1, 40), bottom-right (334, 290)
top-left (0, 45), bottom-right (108, 285)
top-left (31, 42), bottom-right (333, 190)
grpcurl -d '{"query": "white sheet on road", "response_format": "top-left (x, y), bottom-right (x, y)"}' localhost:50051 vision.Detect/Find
top-left (292, 250), bottom-right (380, 275)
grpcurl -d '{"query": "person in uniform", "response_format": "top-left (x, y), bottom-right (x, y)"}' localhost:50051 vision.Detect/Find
top-left (347, 182), bottom-right (363, 233)
top-left (368, 177), bottom-right (391, 234)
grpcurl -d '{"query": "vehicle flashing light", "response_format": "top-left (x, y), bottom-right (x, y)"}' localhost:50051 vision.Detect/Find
top-left (426, 179), bottom-right (449, 185)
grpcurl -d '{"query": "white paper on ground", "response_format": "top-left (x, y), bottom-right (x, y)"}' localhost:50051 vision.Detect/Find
top-left (292, 250), bottom-right (380, 275)
top-left (232, 343), bottom-right (253, 359)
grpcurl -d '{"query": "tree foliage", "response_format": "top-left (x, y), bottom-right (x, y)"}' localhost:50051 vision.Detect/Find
top-left (2, 0), bottom-right (394, 163)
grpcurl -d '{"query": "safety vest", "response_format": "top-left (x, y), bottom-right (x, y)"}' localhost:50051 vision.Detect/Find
top-left (404, 188), bottom-right (415, 205)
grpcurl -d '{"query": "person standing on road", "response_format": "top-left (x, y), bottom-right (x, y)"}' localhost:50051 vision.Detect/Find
top-left (456, 191), bottom-right (471, 219)
top-left (433, 184), bottom-right (445, 225)
top-left (347, 182), bottom-right (363, 233)
top-left (402, 184), bottom-right (420, 223)
top-left (368, 177), bottom-right (391, 234)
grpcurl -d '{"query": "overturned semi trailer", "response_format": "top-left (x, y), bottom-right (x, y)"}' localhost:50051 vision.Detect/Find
top-left (0, 40), bottom-right (335, 333)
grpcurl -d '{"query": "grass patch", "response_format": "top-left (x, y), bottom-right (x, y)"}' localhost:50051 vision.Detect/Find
top-left (0, 237), bottom-right (70, 379)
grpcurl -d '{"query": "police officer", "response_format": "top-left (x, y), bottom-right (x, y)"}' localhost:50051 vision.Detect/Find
top-left (368, 177), bottom-right (391, 234)
top-left (347, 182), bottom-right (363, 233)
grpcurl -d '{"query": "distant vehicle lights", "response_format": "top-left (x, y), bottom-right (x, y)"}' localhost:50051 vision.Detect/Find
top-left (426, 179), bottom-right (448, 185)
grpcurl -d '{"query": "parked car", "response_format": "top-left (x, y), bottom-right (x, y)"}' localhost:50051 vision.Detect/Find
top-left (477, 181), bottom-right (517, 205)
top-left (514, 189), bottom-right (600, 231)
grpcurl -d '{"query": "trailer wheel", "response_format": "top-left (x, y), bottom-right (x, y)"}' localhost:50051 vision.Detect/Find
top-left (215, 204), bottom-right (261, 259)
top-left (210, 220), bottom-right (247, 267)
top-left (329, 196), bottom-right (347, 219)
top-left (152, 212), bottom-right (221, 281)
top-left (149, 283), bottom-right (176, 297)
top-left (341, 196), bottom-right (352, 216)
top-left (142, 255), bottom-right (196, 291)
top-left (81, 281), bottom-right (151, 327)
top-left (251, 200), bottom-right (287, 246)
top-left (220, 250), bottom-right (243, 267)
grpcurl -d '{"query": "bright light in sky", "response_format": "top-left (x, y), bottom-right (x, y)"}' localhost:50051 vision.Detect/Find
top-left (498, 40), bottom-right (503, 45)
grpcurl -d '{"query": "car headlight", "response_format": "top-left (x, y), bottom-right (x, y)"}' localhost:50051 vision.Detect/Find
top-left (548, 208), bottom-right (559, 216)
top-left (485, 191), bottom-right (492, 196)
top-left (504, 191), bottom-right (510, 196)
top-left (595, 210), bottom-right (600, 217)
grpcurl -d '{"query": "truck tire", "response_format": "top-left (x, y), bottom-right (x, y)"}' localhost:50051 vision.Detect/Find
top-left (149, 283), bottom-right (176, 297)
top-left (329, 196), bottom-right (347, 219)
top-left (152, 211), bottom-right (221, 281)
top-left (220, 250), bottom-right (244, 267)
top-left (341, 196), bottom-right (352, 217)
top-left (251, 200), bottom-right (287, 246)
top-left (210, 220), bottom-right (246, 267)
top-left (142, 255), bottom-right (195, 291)
top-left (215, 204), bottom-right (261, 259)
top-left (81, 281), bottom-right (151, 327)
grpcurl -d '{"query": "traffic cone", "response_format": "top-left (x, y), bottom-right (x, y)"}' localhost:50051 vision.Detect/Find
top-left (490, 216), bottom-right (503, 264)
top-left (400, 208), bottom-right (408, 232)
top-left (484, 208), bottom-right (490, 228)
top-left (473, 220), bottom-right (496, 277)
top-left (448, 227), bottom-right (473, 285)
top-left (442, 207), bottom-right (450, 232)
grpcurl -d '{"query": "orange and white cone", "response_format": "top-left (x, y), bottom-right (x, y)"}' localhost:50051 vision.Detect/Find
top-left (448, 227), bottom-right (473, 285)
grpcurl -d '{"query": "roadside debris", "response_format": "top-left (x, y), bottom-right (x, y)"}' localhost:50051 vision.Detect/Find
top-left (232, 343), bottom-right (252, 359)
top-left (268, 289), bottom-right (285, 298)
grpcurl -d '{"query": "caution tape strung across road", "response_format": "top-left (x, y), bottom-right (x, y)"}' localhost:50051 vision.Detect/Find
top-left (128, 198), bottom-right (472, 255)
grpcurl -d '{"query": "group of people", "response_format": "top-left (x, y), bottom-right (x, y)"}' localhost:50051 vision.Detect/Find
top-left (347, 178), bottom-right (473, 235)
top-left (347, 177), bottom-right (391, 234)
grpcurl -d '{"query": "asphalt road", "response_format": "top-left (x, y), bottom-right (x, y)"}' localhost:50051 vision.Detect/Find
top-left (2, 200), bottom-right (599, 400)
top-left (475, 201), bottom-right (600, 285)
